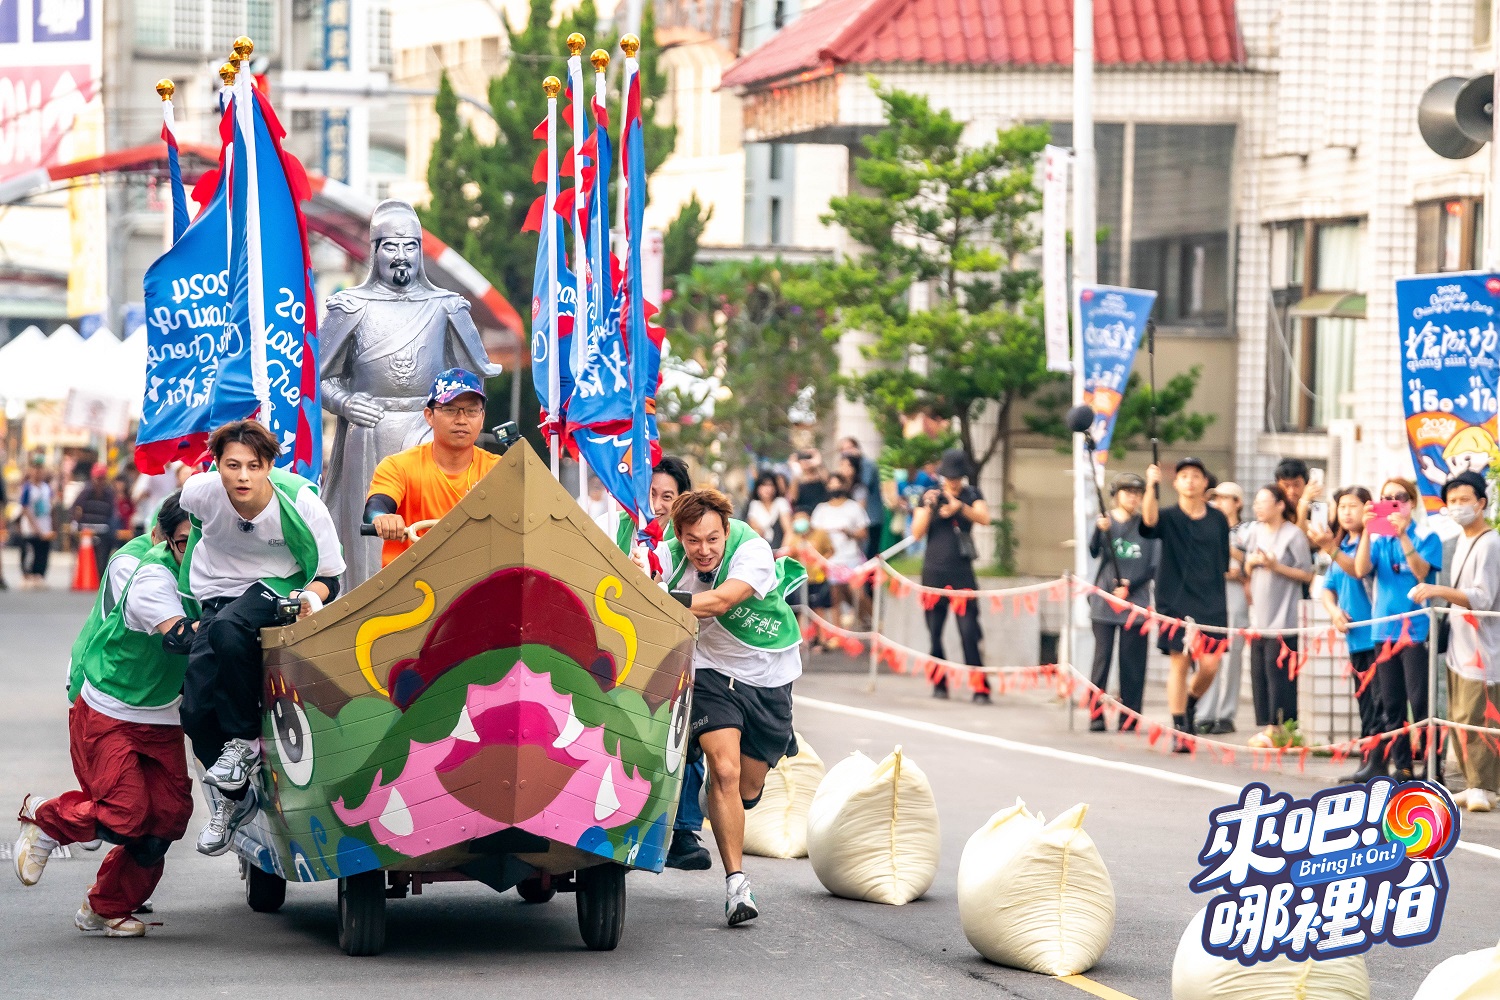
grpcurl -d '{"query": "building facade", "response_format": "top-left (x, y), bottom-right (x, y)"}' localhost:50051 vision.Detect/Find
top-left (717, 0), bottom-right (1497, 575)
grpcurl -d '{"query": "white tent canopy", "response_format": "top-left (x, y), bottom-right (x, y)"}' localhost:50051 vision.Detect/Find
top-left (0, 325), bottom-right (146, 409)
top-left (0, 325), bottom-right (48, 406)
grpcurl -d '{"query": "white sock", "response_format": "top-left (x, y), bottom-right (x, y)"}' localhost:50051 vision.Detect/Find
top-left (726, 871), bottom-right (747, 893)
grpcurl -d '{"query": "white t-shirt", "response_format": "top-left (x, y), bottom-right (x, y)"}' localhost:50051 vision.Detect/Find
top-left (811, 499), bottom-right (870, 568)
top-left (81, 561), bottom-right (189, 726)
top-left (747, 497), bottom-right (791, 542)
top-left (102, 548), bottom-right (144, 616)
top-left (179, 472), bottom-right (346, 601)
top-left (662, 534), bottom-right (802, 688)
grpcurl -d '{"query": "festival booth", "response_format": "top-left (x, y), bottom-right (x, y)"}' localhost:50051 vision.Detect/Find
top-left (134, 33), bottom-right (687, 956)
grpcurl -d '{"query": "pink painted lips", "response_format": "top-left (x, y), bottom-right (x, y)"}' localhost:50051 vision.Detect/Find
top-left (334, 664), bottom-right (653, 858)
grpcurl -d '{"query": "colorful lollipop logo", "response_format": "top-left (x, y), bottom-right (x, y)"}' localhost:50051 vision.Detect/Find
top-left (1382, 783), bottom-right (1458, 860)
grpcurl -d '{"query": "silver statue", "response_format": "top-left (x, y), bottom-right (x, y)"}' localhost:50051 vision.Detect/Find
top-left (320, 199), bottom-right (502, 588)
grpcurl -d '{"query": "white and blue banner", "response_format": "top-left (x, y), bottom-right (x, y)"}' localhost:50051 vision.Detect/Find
top-left (1078, 284), bottom-right (1157, 457)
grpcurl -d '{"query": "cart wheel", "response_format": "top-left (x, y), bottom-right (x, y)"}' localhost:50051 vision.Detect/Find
top-left (575, 864), bottom-right (626, 951)
top-left (242, 857), bottom-right (287, 913)
top-left (517, 876), bottom-right (556, 904)
top-left (337, 870), bottom-right (387, 956)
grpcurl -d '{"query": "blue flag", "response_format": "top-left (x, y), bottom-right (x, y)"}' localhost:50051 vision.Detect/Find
top-left (530, 205), bottom-right (576, 432)
top-left (621, 60), bottom-right (652, 518)
top-left (135, 172), bottom-right (231, 473)
top-left (1395, 272), bottom-right (1500, 513)
top-left (209, 87), bottom-right (322, 481)
top-left (1078, 284), bottom-right (1157, 457)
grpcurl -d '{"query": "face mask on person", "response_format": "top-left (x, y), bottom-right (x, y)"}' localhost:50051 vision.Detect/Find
top-left (1450, 502), bottom-right (1482, 527)
top-left (828, 489), bottom-right (848, 500)
top-left (793, 517), bottom-right (810, 535)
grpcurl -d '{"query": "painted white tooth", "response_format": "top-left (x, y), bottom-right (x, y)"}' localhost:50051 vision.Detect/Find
top-left (553, 701), bottom-right (585, 750)
top-left (594, 763), bottom-right (621, 822)
top-left (379, 788), bottom-right (414, 837)
top-left (451, 704), bottom-right (479, 743)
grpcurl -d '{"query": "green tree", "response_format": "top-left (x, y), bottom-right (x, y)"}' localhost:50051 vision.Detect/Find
top-left (662, 193), bottom-right (711, 281)
top-left (659, 259), bottom-right (838, 468)
top-left (1028, 367), bottom-right (1216, 459)
top-left (803, 87), bottom-right (1059, 528)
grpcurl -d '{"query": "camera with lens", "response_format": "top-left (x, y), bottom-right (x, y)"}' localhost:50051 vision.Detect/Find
top-left (271, 596), bottom-right (304, 625)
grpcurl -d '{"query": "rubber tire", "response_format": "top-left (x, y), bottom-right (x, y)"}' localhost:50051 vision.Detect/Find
top-left (337, 870), bottom-right (387, 956)
top-left (243, 858), bottom-right (287, 913)
top-left (575, 863), bottom-right (626, 951)
top-left (517, 876), bottom-right (556, 904)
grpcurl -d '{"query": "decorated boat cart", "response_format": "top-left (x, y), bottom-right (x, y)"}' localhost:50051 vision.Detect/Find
top-left (219, 444), bottom-right (697, 955)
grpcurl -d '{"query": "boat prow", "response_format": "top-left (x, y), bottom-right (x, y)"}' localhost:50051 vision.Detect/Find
top-left (234, 442), bottom-right (698, 886)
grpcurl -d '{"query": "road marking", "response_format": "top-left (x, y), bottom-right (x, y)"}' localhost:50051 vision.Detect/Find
top-left (1056, 975), bottom-right (1140, 1000)
top-left (794, 695), bottom-right (1500, 862)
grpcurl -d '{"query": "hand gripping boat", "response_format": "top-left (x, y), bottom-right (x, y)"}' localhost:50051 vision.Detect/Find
top-left (222, 443), bottom-right (697, 955)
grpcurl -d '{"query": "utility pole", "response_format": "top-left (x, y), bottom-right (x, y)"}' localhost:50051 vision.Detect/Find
top-left (1490, 0), bottom-right (1500, 269)
top-left (1070, 0), bottom-right (1097, 671)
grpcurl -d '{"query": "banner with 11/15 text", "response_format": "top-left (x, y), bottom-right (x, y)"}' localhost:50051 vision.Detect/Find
top-left (1394, 272), bottom-right (1500, 513)
top-left (1078, 284), bottom-right (1157, 460)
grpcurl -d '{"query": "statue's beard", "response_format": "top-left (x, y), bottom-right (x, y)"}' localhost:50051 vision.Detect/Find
top-left (388, 262), bottom-right (413, 286)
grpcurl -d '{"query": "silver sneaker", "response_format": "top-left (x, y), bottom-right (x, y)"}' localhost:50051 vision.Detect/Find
top-left (203, 739), bottom-right (261, 793)
top-left (196, 790), bottom-right (257, 857)
top-left (726, 876), bottom-right (759, 926)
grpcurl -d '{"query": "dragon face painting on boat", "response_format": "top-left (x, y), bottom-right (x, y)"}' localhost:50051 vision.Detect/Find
top-left (245, 566), bottom-right (693, 881)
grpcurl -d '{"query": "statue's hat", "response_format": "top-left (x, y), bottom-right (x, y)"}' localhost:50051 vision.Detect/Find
top-left (369, 199), bottom-right (422, 244)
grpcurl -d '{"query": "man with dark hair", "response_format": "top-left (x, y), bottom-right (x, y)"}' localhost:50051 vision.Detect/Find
top-left (365, 369), bottom-right (498, 568)
top-left (177, 419), bottom-right (345, 855)
top-left (14, 494), bottom-right (197, 937)
top-left (664, 488), bottom-right (806, 925)
top-left (593, 455), bottom-right (692, 559)
top-left (1142, 457), bottom-right (1230, 752)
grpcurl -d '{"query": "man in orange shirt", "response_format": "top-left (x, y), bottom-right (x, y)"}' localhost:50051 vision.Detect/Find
top-left (364, 369), bottom-right (498, 567)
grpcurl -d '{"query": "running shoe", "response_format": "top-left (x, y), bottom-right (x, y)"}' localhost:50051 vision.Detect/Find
top-left (726, 875), bottom-right (759, 926)
top-left (14, 794), bottom-right (58, 887)
top-left (196, 790), bottom-right (257, 857)
top-left (665, 829), bottom-right (712, 871)
top-left (75, 900), bottom-right (147, 937)
top-left (203, 738), bottom-right (261, 793)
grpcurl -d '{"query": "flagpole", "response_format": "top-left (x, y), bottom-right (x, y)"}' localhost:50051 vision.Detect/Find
top-left (567, 33), bottom-right (593, 506)
top-left (218, 62), bottom-right (236, 294)
top-left (156, 80), bottom-right (177, 251)
top-left (231, 36), bottom-right (272, 431)
top-left (544, 76), bottom-right (562, 478)
top-left (621, 33), bottom-right (650, 527)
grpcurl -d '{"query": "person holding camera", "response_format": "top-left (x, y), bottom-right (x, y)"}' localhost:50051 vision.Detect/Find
top-left (1087, 473), bottom-right (1157, 730)
top-left (909, 449), bottom-right (992, 701)
top-left (176, 420), bottom-right (345, 856)
top-left (364, 369), bottom-right (499, 568)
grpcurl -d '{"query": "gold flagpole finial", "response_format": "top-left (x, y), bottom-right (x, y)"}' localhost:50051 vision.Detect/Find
top-left (543, 76), bottom-right (562, 98)
top-left (233, 36), bottom-right (254, 59)
top-left (620, 34), bottom-right (640, 57)
top-left (566, 32), bottom-right (586, 56)
top-left (219, 63), bottom-right (237, 85)
top-left (591, 48), bottom-right (610, 71)
top-left (156, 79), bottom-right (176, 101)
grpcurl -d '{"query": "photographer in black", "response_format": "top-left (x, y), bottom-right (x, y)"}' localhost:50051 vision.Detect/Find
top-left (909, 449), bottom-right (992, 701)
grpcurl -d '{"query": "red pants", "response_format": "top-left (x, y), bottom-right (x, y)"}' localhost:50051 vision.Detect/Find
top-left (32, 701), bottom-right (193, 918)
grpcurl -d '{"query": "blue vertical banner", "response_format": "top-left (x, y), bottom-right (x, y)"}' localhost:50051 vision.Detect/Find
top-left (1078, 284), bottom-right (1157, 458)
top-left (1394, 272), bottom-right (1500, 512)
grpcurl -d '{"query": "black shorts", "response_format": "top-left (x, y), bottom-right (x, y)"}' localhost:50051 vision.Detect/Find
top-left (1156, 610), bottom-right (1228, 656)
top-left (689, 668), bottom-right (796, 767)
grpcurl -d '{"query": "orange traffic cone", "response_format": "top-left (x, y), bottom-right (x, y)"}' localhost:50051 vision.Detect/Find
top-left (72, 530), bottom-right (100, 591)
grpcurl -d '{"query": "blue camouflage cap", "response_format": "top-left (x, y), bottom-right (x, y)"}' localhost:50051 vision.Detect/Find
top-left (427, 368), bottom-right (486, 407)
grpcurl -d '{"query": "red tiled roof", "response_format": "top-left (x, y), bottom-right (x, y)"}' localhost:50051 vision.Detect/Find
top-left (720, 0), bottom-right (1245, 89)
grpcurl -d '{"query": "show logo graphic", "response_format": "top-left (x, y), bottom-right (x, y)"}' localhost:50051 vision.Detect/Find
top-left (1191, 778), bottom-right (1457, 965)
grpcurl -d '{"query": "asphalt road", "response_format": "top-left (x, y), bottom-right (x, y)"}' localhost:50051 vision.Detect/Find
top-left (1, 582), bottom-right (1497, 999)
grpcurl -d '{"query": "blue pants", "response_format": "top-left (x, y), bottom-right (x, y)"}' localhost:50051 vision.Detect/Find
top-left (675, 758), bottom-right (705, 832)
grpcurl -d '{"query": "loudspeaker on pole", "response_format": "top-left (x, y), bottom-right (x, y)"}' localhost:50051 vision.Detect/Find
top-left (1418, 73), bottom-right (1494, 160)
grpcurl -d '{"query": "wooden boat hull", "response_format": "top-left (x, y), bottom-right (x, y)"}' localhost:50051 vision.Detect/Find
top-left (229, 443), bottom-right (697, 884)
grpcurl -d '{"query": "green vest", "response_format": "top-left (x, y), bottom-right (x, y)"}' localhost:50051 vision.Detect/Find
top-left (613, 512), bottom-right (635, 555)
top-left (73, 542), bottom-right (196, 711)
top-left (68, 534), bottom-right (158, 702)
top-left (178, 467), bottom-right (324, 599)
top-left (667, 519), bottom-right (806, 652)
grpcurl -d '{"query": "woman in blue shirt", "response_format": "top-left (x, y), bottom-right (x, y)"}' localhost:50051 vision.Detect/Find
top-left (1311, 486), bottom-right (1382, 780)
top-left (1353, 477), bottom-right (1443, 780)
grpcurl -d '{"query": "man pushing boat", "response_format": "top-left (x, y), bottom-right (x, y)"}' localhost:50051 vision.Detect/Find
top-left (661, 488), bottom-right (807, 925)
top-left (14, 494), bottom-right (197, 937)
